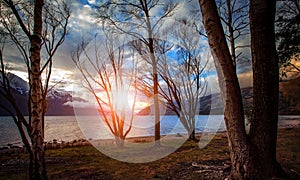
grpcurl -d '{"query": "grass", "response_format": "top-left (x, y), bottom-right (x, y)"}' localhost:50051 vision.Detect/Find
top-left (0, 128), bottom-right (300, 179)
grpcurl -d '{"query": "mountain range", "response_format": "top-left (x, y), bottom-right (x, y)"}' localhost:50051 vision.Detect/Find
top-left (0, 73), bottom-right (91, 116)
top-left (0, 73), bottom-right (299, 116)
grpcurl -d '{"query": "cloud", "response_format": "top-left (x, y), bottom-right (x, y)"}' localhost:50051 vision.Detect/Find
top-left (50, 2), bottom-right (100, 72)
top-left (87, 0), bottom-right (96, 5)
top-left (1, 1), bottom-right (99, 79)
top-left (176, 0), bottom-right (200, 20)
top-left (204, 70), bottom-right (253, 96)
top-left (206, 75), bottom-right (221, 95)
top-left (64, 100), bottom-right (95, 108)
top-left (2, 44), bottom-right (27, 65)
top-left (238, 71), bottom-right (253, 88)
top-left (46, 68), bottom-right (75, 90)
top-left (9, 70), bottom-right (29, 82)
top-left (235, 34), bottom-right (252, 74)
top-left (69, 3), bottom-right (96, 35)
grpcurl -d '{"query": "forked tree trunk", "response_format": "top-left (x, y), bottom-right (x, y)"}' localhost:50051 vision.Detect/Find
top-left (29, 0), bottom-right (47, 179)
top-left (147, 21), bottom-right (161, 147)
top-left (199, 0), bottom-right (286, 179)
top-left (115, 136), bottom-right (125, 148)
top-left (188, 129), bottom-right (196, 141)
top-left (188, 117), bottom-right (196, 141)
top-left (199, 0), bottom-right (249, 178)
top-left (248, 0), bottom-right (286, 178)
top-left (138, 1), bottom-right (161, 147)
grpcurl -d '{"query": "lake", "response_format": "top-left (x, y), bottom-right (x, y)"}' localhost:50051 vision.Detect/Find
top-left (0, 115), bottom-right (299, 147)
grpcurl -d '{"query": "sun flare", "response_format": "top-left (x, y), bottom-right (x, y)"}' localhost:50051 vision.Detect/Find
top-left (95, 85), bottom-right (149, 114)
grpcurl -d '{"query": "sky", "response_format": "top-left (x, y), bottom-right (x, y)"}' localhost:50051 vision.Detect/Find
top-left (1, 0), bottom-right (253, 110)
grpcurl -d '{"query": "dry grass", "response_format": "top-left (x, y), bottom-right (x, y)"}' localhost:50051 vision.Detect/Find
top-left (0, 128), bottom-right (299, 179)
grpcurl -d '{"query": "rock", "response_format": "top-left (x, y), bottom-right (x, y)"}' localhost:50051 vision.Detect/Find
top-left (176, 133), bottom-right (183, 137)
top-left (0, 147), bottom-right (9, 150)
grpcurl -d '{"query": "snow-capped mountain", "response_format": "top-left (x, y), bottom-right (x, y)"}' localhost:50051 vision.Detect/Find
top-left (0, 72), bottom-right (29, 95)
top-left (48, 89), bottom-right (72, 101)
top-left (0, 72), bottom-right (98, 116)
top-left (0, 73), bottom-right (75, 115)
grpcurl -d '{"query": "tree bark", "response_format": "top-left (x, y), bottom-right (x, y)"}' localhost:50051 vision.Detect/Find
top-left (188, 129), bottom-right (196, 141)
top-left (199, 0), bottom-right (287, 179)
top-left (29, 0), bottom-right (47, 179)
top-left (198, 0), bottom-right (249, 179)
top-left (248, 0), bottom-right (286, 178)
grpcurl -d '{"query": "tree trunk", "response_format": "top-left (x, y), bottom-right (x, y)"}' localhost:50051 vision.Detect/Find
top-left (200, 0), bottom-right (287, 179)
top-left (29, 0), bottom-right (47, 179)
top-left (248, 0), bottom-right (286, 178)
top-left (115, 136), bottom-right (125, 148)
top-left (198, 0), bottom-right (249, 178)
top-left (188, 117), bottom-right (196, 141)
top-left (153, 69), bottom-right (161, 146)
top-left (188, 129), bottom-right (196, 141)
top-left (141, 1), bottom-right (161, 146)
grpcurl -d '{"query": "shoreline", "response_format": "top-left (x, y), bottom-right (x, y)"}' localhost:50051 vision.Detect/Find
top-left (1, 123), bottom-right (300, 154)
top-left (1, 115), bottom-right (300, 148)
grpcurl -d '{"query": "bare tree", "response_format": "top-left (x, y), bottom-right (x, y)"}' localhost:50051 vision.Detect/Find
top-left (157, 19), bottom-right (208, 141)
top-left (217, 0), bottom-right (250, 70)
top-left (95, 0), bottom-right (178, 146)
top-left (199, 0), bottom-right (286, 178)
top-left (72, 33), bottom-right (138, 148)
top-left (276, 0), bottom-right (300, 78)
top-left (0, 0), bottom-right (70, 178)
top-left (217, 0), bottom-right (253, 124)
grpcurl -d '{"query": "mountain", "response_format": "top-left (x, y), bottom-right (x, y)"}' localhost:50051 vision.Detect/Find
top-left (136, 90), bottom-right (237, 116)
top-left (44, 89), bottom-right (75, 115)
top-left (0, 88), bottom-right (75, 116)
top-left (279, 76), bottom-right (300, 114)
top-left (137, 78), bottom-right (300, 115)
top-left (0, 73), bottom-right (101, 116)
top-left (0, 73), bottom-right (76, 116)
top-left (0, 73), bottom-right (29, 94)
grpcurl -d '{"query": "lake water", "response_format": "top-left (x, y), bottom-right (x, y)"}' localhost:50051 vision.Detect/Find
top-left (0, 115), bottom-right (299, 147)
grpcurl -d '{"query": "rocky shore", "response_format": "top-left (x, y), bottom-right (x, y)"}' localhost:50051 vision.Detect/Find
top-left (0, 138), bottom-right (92, 154)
